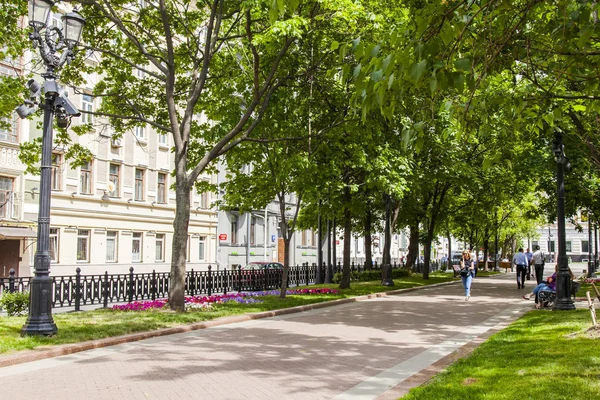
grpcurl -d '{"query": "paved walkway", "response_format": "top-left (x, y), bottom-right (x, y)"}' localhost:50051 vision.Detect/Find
top-left (0, 273), bottom-right (547, 399)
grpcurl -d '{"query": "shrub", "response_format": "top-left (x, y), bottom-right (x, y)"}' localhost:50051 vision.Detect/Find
top-left (0, 291), bottom-right (30, 316)
top-left (332, 268), bottom-right (410, 283)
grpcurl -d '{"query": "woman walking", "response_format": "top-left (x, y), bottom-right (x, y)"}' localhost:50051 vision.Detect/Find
top-left (460, 250), bottom-right (475, 301)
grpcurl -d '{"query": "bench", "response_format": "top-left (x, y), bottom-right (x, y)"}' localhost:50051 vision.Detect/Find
top-left (537, 280), bottom-right (582, 308)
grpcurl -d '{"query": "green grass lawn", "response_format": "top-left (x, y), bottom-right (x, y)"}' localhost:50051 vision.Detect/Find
top-left (401, 309), bottom-right (600, 400)
top-left (0, 273), bottom-right (455, 355)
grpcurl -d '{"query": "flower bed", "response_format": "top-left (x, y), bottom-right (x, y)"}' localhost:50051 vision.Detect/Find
top-left (583, 278), bottom-right (600, 283)
top-left (112, 288), bottom-right (340, 311)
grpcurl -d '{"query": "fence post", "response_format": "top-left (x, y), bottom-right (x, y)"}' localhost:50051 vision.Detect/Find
top-left (351, 261), bottom-right (355, 272)
top-left (237, 265), bottom-right (242, 292)
top-left (152, 269), bottom-right (157, 301)
top-left (190, 268), bottom-right (195, 296)
top-left (103, 271), bottom-right (109, 308)
top-left (306, 264), bottom-right (310, 286)
top-left (128, 266), bottom-right (134, 303)
top-left (75, 267), bottom-right (81, 312)
top-left (8, 268), bottom-right (15, 293)
top-left (208, 265), bottom-right (213, 296)
top-left (223, 267), bottom-right (228, 295)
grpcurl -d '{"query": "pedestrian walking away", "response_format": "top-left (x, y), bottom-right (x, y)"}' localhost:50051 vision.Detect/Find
top-left (513, 248), bottom-right (528, 289)
top-left (525, 247), bottom-right (533, 280)
top-left (531, 245), bottom-right (545, 285)
top-left (460, 249), bottom-right (476, 301)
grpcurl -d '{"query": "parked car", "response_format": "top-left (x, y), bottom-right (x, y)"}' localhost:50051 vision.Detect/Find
top-left (238, 262), bottom-right (284, 290)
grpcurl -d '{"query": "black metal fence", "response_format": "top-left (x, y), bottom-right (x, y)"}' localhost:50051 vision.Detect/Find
top-left (0, 260), bottom-right (440, 310)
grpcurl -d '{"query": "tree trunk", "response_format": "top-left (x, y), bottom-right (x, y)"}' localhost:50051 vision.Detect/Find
top-left (364, 206), bottom-right (373, 269)
top-left (168, 177), bottom-right (191, 311)
top-left (447, 231), bottom-right (452, 269)
top-left (280, 237), bottom-right (291, 298)
top-left (423, 222), bottom-right (435, 280)
top-left (406, 223), bottom-right (419, 273)
top-left (382, 194), bottom-right (392, 265)
top-left (339, 187), bottom-right (352, 289)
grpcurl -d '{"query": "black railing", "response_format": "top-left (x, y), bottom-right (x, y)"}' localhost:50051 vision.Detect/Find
top-left (0, 261), bottom-right (440, 310)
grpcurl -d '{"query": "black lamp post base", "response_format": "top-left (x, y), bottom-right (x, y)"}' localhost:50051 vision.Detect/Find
top-left (21, 317), bottom-right (57, 337)
top-left (21, 275), bottom-right (57, 336)
top-left (553, 298), bottom-right (576, 311)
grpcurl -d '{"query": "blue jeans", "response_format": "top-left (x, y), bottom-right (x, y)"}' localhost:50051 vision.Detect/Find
top-left (533, 283), bottom-right (552, 295)
top-left (462, 272), bottom-right (473, 296)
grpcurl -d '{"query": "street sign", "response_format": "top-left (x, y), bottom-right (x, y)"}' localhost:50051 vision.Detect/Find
top-left (219, 234), bottom-right (227, 240)
top-left (271, 234), bottom-right (276, 242)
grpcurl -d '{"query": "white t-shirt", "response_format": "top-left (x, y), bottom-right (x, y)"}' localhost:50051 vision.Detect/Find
top-left (532, 250), bottom-right (544, 265)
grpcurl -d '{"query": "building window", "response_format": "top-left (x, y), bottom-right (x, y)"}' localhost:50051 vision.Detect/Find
top-left (0, 116), bottom-right (17, 143)
top-left (132, 232), bottom-right (142, 262)
top-left (157, 172), bottom-right (166, 203)
top-left (582, 240), bottom-right (590, 254)
top-left (109, 164), bottom-right (120, 197)
top-left (81, 94), bottom-right (93, 124)
top-left (49, 228), bottom-right (59, 263)
top-left (0, 176), bottom-right (13, 218)
top-left (106, 231), bottom-right (117, 262)
top-left (250, 217), bottom-right (256, 245)
top-left (80, 160), bottom-right (92, 194)
top-left (77, 229), bottom-right (90, 262)
top-left (548, 241), bottom-right (556, 253)
top-left (199, 236), bottom-right (206, 261)
top-left (566, 241), bottom-right (572, 253)
top-left (200, 191), bottom-right (209, 209)
top-left (134, 125), bottom-right (145, 140)
top-left (155, 233), bottom-right (165, 262)
top-left (301, 230), bottom-right (307, 246)
top-left (231, 215), bottom-right (237, 244)
top-left (51, 153), bottom-right (62, 191)
top-left (312, 230), bottom-right (317, 247)
top-left (134, 168), bottom-right (145, 200)
top-left (158, 133), bottom-right (168, 146)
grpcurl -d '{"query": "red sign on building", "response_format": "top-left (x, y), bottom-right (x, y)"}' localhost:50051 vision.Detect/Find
top-left (219, 234), bottom-right (227, 240)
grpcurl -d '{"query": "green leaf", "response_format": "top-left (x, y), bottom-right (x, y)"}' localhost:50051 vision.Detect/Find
top-left (409, 61), bottom-right (427, 85)
top-left (330, 41), bottom-right (339, 51)
top-left (353, 63), bottom-right (362, 79)
top-left (454, 58), bottom-right (471, 72)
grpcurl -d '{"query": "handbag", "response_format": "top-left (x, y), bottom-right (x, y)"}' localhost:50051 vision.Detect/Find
top-left (460, 268), bottom-right (469, 277)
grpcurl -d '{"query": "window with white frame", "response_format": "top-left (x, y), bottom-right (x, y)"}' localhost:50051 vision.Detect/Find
top-left (582, 240), bottom-right (590, 254)
top-left (134, 125), bottom-right (146, 140)
top-left (49, 228), bottom-right (59, 263)
top-left (0, 116), bottom-right (17, 143)
top-left (80, 160), bottom-right (92, 194)
top-left (199, 236), bottom-right (206, 261)
top-left (155, 233), bottom-right (165, 262)
top-left (106, 231), bottom-right (118, 262)
top-left (566, 241), bottom-right (572, 253)
top-left (132, 232), bottom-right (142, 262)
top-left (0, 176), bottom-right (13, 218)
top-left (158, 133), bottom-right (168, 146)
top-left (231, 216), bottom-right (238, 244)
top-left (134, 168), bottom-right (145, 200)
top-left (157, 172), bottom-right (166, 203)
top-left (109, 164), bottom-right (120, 197)
top-left (51, 153), bottom-right (62, 191)
top-left (81, 94), bottom-right (93, 124)
top-left (77, 229), bottom-right (90, 262)
top-left (200, 190), bottom-right (209, 209)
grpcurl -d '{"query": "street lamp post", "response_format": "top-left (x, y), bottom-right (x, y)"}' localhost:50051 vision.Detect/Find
top-left (552, 132), bottom-right (575, 311)
top-left (588, 212), bottom-right (594, 278)
top-left (19, 0), bottom-right (85, 336)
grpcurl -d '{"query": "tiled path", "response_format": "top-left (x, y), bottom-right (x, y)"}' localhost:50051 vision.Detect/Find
top-left (0, 273), bottom-right (537, 400)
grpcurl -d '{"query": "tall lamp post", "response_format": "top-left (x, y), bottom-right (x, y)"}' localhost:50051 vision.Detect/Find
top-left (552, 132), bottom-right (575, 311)
top-left (19, 0), bottom-right (85, 336)
top-left (588, 211), bottom-right (594, 278)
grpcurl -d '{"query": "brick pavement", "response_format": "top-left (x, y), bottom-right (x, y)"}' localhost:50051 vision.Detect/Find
top-left (0, 273), bottom-right (536, 400)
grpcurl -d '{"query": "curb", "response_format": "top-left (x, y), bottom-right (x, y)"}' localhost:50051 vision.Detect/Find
top-left (0, 280), bottom-right (459, 369)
